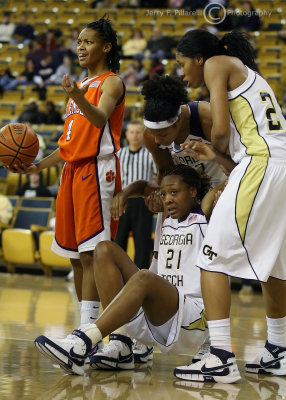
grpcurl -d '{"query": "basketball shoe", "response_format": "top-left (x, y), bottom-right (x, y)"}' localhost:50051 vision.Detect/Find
top-left (174, 347), bottom-right (241, 384)
top-left (133, 340), bottom-right (153, 363)
top-left (245, 341), bottom-right (286, 375)
top-left (34, 329), bottom-right (93, 375)
top-left (192, 339), bottom-right (211, 363)
top-left (89, 333), bottom-right (134, 370)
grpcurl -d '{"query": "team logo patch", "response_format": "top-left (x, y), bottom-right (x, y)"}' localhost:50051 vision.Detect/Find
top-left (106, 170), bottom-right (115, 182)
top-left (203, 245), bottom-right (217, 261)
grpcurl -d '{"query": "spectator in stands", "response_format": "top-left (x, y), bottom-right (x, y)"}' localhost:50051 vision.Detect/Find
top-left (0, 68), bottom-right (16, 94)
top-left (0, 195), bottom-right (13, 225)
top-left (115, 120), bottom-right (156, 269)
top-left (42, 101), bottom-right (63, 125)
top-left (47, 55), bottom-right (77, 85)
top-left (122, 28), bottom-right (147, 59)
top-left (66, 27), bottom-right (80, 59)
top-left (38, 53), bottom-right (55, 83)
top-left (146, 26), bottom-right (177, 59)
top-left (16, 173), bottom-right (51, 197)
top-left (4, 59), bottom-right (44, 91)
top-left (121, 58), bottom-right (148, 86)
top-left (17, 100), bottom-right (46, 124)
top-left (0, 11), bottom-right (15, 44)
top-left (40, 29), bottom-right (57, 54)
top-left (11, 12), bottom-right (35, 45)
top-left (26, 40), bottom-right (46, 71)
top-left (237, 0), bottom-right (261, 32)
top-left (52, 39), bottom-right (67, 69)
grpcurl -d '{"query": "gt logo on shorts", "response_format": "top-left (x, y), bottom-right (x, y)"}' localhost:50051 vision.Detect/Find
top-left (203, 245), bottom-right (217, 260)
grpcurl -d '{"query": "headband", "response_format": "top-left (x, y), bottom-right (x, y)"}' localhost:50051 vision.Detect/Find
top-left (143, 107), bottom-right (181, 129)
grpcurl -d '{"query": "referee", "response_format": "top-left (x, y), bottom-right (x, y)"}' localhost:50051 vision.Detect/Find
top-left (116, 119), bottom-right (157, 269)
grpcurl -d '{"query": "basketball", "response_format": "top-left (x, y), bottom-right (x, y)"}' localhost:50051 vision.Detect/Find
top-left (0, 123), bottom-right (39, 167)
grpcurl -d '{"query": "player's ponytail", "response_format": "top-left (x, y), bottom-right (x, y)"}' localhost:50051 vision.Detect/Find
top-left (163, 165), bottom-right (210, 202)
top-left (141, 75), bottom-right (189, 122)
top-left (86, 16), bottom-right (120, 73)
top-left (177, 29), bottom-right (258, 72)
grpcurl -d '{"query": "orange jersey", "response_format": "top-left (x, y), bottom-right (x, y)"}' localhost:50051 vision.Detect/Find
top-left (58, 72), bottom-right (125, 162)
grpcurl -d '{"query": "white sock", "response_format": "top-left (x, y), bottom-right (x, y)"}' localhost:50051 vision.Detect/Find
top-left (78, 301), bottom-right (82, 312)
top-left (208, 318), bottom-right (232, 352)
top-left (266, 315), bottom-right (286, 347)
top-left (80, 300), bottom-right (100, 329)
top-left (84, 323), bottom-right (103, 346)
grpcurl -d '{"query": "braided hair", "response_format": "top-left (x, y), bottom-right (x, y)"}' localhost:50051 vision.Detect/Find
top-left (86, 16), bottom-right (120, 73)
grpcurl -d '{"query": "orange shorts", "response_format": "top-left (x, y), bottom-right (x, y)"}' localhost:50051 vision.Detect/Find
top-left (52, 154), bottom-right (121, 259)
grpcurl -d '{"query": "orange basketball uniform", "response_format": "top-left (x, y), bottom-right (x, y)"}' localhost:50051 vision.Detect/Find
top-left (52, 72), bottom-right (125, 258)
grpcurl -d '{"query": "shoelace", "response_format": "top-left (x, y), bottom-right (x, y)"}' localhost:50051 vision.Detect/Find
top-left (101, 341), bottom-right (123, 354)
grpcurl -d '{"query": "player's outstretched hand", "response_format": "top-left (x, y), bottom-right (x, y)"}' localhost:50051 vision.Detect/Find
top-left (145, 190), bottom-right (164, 213)
top-left (181, 141), bottom-right (216, 161)
top-left (62, 74), bottom-right (89, 100)
top-left (110, 191), bottom-right (128, 220)
top-left (5, 163), bottom-right (39, 174)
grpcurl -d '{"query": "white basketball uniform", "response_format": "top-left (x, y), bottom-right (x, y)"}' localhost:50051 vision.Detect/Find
top-left (126, 207), bottom-right (208, 354)
top-left (197, 66), bottom-right (286, 282)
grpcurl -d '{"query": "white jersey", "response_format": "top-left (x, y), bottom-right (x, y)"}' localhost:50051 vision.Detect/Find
top-left (170, 134), bottom-right (225, 187)
top-left (157, 207), bottom-right (207, 299)
top-left (228, 66), bottom-right (286, 163)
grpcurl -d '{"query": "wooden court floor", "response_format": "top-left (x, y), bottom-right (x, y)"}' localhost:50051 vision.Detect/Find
top-left (0, 272), bottom-right (285, 400)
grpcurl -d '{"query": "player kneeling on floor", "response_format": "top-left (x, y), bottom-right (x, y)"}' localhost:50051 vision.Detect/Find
top-left (34, 165), bottom-right (226, 376)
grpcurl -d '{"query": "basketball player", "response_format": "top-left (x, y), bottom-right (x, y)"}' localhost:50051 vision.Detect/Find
top-left (142, 75), bottom-right (235, 187)
top-left (9, 18), bottom-right (125, 338)
top-left (172, 29), bottom-right (286, 383)
top-left (34, 164), bottom-right (225, 375)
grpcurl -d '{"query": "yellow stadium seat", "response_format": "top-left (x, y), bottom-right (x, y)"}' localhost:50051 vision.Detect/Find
top-left (39, 231), bottom-right (71, 275)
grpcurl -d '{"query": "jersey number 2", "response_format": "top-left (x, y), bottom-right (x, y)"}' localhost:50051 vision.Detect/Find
top-left (66, 119), bottom-right (74, 141)
top-left (260, 92), bottom-right (283, 132)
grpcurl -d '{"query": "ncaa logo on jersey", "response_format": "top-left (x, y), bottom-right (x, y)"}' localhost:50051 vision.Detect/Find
top-left (203, 245), bottom-right (217, 261)
top-left (106, 170), bottom-right (115, 182)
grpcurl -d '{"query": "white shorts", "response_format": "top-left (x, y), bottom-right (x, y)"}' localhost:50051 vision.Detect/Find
top-left (126, 288), bottom-right (207, 354)
top-left (197, 156), bottom-right (286, 282)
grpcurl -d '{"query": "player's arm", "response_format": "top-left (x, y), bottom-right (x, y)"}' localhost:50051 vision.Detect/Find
top-left (144, 130), bottom-right (174, 184)
top-left (180, 141), bottom-right (236, 174)
top-left (6, 148), bottom-right (63, 174)
top-left (201, 180), bottom-right (227, 221)
top-left (197, 101), bottom-right (212, 141)
top-left (62, 74), bottom-right (124, 128)
top-left (110, 180), bottom-right (159, 220)
top-left (204, 57), bottom-right (230, 154)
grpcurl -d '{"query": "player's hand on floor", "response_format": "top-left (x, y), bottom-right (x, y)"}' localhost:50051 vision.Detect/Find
top-left (110, 191), bottom-right (128, 220)
top-left (181, 141), bottom-right (216, 161)
top-left (62, 74), bottom-right (89, 100)
top-left (5, 163), bottom-right (39, 174)
top-left (145, 190), bottom-right (164, 213)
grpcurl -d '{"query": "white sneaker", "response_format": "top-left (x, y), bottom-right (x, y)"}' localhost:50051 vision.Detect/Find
top-left (174, 347), bottom-right (241, 384)
top-left (173, 380), bottom-right (241, 400)
top-left (89, 333), bottom-right (134, 370)
top-left (245, 341), bottom-right (286, 375)
top-left (34, 329), bottom-right (93, 375)
top-left (192, 338), bottom-right (211, 363)
top-left (133, 340), bottom-right (153, 363)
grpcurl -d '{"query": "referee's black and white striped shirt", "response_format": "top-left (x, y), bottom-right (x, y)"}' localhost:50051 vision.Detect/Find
top-left (118, 146), bottom-right (157, 188)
